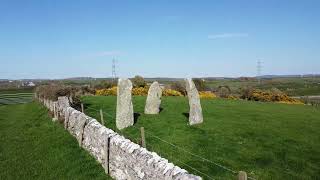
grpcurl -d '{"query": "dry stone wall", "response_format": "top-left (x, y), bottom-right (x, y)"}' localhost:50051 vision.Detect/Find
top-left (38, 95), bottom-right (201, 180)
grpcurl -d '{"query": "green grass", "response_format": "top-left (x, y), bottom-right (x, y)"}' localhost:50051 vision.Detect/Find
top-left (0, 88), bottom-right (34, 94)
top-left (0, 102), bottom-right (111, 180)
top-left (82, 96), bottom-right (320, 180)
top-left (206, 77), bottom-right (320, 96)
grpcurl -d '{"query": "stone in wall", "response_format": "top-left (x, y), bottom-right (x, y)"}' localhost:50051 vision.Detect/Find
top-left (58, 96), bottom-right (70, 115)
top-left (82, 119), bottom-right (116, 173)
top-left (185, 78), bottom-right (203, 125)
top-left (65, 109), bottom-right (93, 145)
top-left (82, 117), bottom-right (202, 180)
top-left (66, 109), bottom-right (82, 136)
top-left (64, 107), bottom-right (74, 129)
top-left (116, 78), bottom-right (134, 130)
top-left (145, 81), bottom-right (162, 114)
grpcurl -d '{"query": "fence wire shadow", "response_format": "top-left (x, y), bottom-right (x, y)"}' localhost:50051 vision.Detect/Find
top-left (84, 105), bottom-right (256, 180)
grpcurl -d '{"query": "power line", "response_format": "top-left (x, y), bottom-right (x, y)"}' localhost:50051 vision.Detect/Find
top-left (112, 58), bottom-right (117, 83)
top-left (257, 60), bottom-right (262, 85)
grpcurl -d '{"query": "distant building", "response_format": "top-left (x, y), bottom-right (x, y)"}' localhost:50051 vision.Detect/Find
top-left (27, 82), bottom-right (36, 86)
top-left (22, 82), bottom-right (35, 87)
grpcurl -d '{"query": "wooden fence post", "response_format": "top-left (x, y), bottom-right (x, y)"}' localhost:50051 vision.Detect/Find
top-left (238, 171), bottom-right (247, 180)
top-left (81, 103), bottom-right (84, 113)
top-left (100, 109), bottom-right (105, 125)
top-left (140, 127), bottom-right (146, 148)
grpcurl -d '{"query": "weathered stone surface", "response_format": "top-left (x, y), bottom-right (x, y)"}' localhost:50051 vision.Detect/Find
top-left (145, 81), bottom-right (162, 114)
top-left (75, 113), bottom-right (93, 146)
top-left (65, 108), bottom-right (95, 145)
top-left (64, 107), bottom-right (74, 129)
top-left (66, 109), bottom-right (82, 136)
top-left (185, 78), bottom-right (203, 125)
top-left (82, 119), bottom-right (111, 166)
top-left (57, 96), bottom-right (70, 116)
top-left (116, 78), bottom-right (134, 130)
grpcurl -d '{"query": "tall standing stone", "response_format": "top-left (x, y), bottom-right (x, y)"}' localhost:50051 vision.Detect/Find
top-left (185, 78), bottom-right (203, 125)
top-left (116, 78), bottom-right (134, 130)
top-left (145, 81), bottom-right (162, 114)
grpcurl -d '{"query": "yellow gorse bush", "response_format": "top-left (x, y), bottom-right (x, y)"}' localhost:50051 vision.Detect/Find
top-left (227, 95), bottom-right (240, 100)
top-left (249, 89), bottom-right (304, 105)
top-left (95, 86), bottom-right (117, 96)
top-left (96, 86), bottom-right (150, 96)
top-left (132, 86), bottom-right (149, 96)
top-left (199, 91), bottom-right (216, 99)
top-left (277, 100), bottom-right (304, 105)
top-left (163, 89), bottom-right (183, 96)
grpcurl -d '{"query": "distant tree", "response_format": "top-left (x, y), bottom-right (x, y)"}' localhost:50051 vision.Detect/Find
top-left (132, 75), bottom-right (147, 87)
top-left (217, 86), bottom-right (231, 98)
top-left (170, 81), bottom-right (186, 95)
top-left (94, 80), bottom-right (115, 89)
top-left (193, 78), bottom-right (208, 91)
top-left (239, 86), bottom-right (253, 99)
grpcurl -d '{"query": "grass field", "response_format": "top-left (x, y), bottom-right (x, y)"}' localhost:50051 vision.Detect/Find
top-left (206, 77), bottom-right (320, 96)
top-left (0, 87), bottom-right (34, 94)
top-left (82, 96), bottom-right (320, 180)
top-left (0, 93), bottom-right (34, 105)
top-left (0, 102), bottom-right (111, 179)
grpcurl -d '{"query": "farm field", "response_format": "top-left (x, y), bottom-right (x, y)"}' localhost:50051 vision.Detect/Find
top-left (0, 102), bottom-right (111, 180)
top-left (82, 96), bottom-right (320, 179)
top-left (0, 87), bottom-right (34, 94)
top-left (0, 93), bottom-right (34, 105)
top-left (205, 77), bottom-right (320, 96)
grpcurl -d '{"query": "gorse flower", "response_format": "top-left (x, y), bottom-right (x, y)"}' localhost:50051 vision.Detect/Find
top-left (199, 91), bottom-right (216, 99)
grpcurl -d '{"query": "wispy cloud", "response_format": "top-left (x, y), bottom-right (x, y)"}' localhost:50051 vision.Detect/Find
top-left (208, 33), bottom-right (249, 39)
top-left (94, 50), bottom-right (123, 57)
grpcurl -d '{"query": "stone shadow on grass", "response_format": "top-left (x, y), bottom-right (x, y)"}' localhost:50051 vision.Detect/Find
top-left (182, 112), bottom-right (190, 123)
top-left (182, 112), bottom-right (189, 118)
top-left (134, 112), bottom-right (141, 123)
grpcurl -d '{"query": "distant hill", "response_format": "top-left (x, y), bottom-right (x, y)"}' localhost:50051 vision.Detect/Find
top-left (258, 74), bottom-right (320, 78)
top-left (3, 74), bottom-right (320, 81)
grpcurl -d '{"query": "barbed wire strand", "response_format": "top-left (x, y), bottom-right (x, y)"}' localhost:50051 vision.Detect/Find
top-left (146, 142), bottom-right (216, 180)
top-left (131, 125), bottom-right (238, 175)
top-left (84, 105), bottom-right (256, 180)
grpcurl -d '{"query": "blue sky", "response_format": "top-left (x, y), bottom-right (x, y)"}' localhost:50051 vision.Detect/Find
top-left (0, 0), bottom-right (319, 79)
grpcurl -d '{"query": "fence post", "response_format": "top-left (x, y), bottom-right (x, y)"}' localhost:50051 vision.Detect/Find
top-left (238, 171), bottom-right (247, 180)
top-left (52, 103), bottom-right (58, 122)
top-left (100, 109), bottom-right (105, 125)
top-left (140, 127), bottom-right (146, 148)
top-left (81, 103), bottom-right (84, 113)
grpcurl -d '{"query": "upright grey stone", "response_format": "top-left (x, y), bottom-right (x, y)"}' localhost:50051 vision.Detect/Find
top-left (145, 81), bottom-right (162, 114)
top-left (185, 78), bottom-right (203, 125)
top-left (116, 78), bottom-right (134, 130)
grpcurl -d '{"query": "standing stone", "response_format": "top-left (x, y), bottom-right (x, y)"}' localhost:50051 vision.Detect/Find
top-left (185, 78), bottom-right (203, 125)
top-left (116, 78), bottom-right (134, 130)
top-left (145, 81), bottom-right (162, 114)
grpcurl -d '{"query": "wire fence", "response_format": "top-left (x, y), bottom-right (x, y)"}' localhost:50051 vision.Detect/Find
top-left (82, 104), bottom-right (256, 180)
